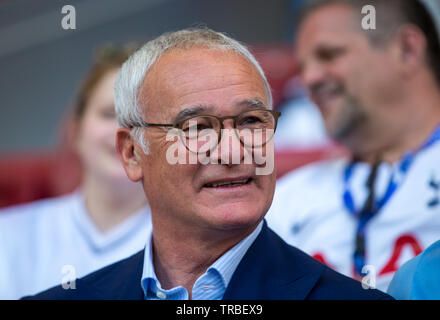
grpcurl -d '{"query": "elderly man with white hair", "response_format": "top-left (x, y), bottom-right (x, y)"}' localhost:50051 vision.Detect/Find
top-left (25, 28), bottom-right (391, 300)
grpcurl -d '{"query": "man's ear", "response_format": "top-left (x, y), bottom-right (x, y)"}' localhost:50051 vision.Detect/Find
top-left (116, 128), bottom-right (143, 182)
top-left (394, 25), bottom-right (427, 75)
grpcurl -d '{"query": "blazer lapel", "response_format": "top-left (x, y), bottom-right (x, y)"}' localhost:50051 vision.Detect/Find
top-left (223, 221), bottom-right (324, 300)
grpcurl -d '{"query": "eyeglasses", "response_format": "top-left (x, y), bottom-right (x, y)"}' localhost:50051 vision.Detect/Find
top-left (130, 109), bottom-right (281, 154)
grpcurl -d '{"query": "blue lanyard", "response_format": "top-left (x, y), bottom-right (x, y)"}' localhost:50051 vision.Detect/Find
top-left (343, 124), bottom-right (440, 276)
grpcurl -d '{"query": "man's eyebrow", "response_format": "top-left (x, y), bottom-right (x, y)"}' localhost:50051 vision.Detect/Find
top-left (173, 105), bottom-right (214, 123)
top-left (236, 98), bottom-right (268, 110)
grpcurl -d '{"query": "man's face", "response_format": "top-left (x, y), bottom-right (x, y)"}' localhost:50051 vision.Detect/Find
top-left (296, 4), bottom-right (401, 145)
top-left (136, 48), bottom-right (276, 233)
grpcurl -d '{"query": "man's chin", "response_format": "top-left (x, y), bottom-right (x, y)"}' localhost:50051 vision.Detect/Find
top-left (200, 204), bottom-right (265, 231)
top-left (324, 110), bottom-right (355, 142)
top-left (327, 114), bottom-right (364, 144)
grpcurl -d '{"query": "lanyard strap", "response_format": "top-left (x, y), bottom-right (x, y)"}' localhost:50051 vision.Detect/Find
top-left (343, 124), bottom-right (440, 276)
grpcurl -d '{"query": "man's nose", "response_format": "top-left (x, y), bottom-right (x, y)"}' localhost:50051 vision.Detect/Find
top-left (210, 119), bottom-right (246, 166)
top-left (301, 61), bottom-right (326, 91)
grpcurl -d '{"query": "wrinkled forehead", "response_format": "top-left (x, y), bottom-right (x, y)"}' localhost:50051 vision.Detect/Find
top-left (137, 47), bottom-right (269, 121)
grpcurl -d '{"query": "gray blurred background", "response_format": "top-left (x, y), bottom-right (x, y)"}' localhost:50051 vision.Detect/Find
top-left (0, 0), bottom-right (299, 152)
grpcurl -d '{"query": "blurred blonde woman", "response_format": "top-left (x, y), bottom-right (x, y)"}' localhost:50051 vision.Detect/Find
top-left (0, 45), bottom-right (151, 299)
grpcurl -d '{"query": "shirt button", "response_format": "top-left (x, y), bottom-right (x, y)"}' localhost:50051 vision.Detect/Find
top-left (156, 291), bottom-right (166, 299)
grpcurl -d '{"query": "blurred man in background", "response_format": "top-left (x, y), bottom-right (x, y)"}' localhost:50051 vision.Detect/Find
top-left (267, 0), bottom-right (440, 292)
top-left (0, 46), bottom-right (151, 299)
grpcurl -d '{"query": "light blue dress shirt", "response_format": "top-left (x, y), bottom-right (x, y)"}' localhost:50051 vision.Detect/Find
top-left (141, 221), bottom-right (263, 300)
top-left (388, 239), bottom-right (440, 300)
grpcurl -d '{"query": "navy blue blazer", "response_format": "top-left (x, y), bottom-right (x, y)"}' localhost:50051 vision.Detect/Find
top-left (25, 222), bottom-right (392, 300)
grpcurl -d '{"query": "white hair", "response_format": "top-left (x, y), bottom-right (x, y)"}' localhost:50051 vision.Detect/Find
top-left (114, 27), bottom-right (273, 154)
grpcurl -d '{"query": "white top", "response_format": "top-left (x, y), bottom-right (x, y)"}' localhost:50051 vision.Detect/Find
top-left (266, 139), bottom-right (440, 292)
top-left (0, 191), bottom-right (151, 299)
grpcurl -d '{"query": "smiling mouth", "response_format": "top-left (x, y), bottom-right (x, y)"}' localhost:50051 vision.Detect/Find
top-left (313, 84), bottom-right (344, 107)
top-left (204, 178), bottom-right (252, 188)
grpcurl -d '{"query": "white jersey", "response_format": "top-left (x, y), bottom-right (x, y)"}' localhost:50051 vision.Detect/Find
top-left (266, 139), bottom-right (440, 292)
top-left (0, 191), bottom-right (151, 299)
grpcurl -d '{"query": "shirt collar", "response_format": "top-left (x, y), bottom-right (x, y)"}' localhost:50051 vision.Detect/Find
top-left (141, 220), bottom-right (263, 299)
